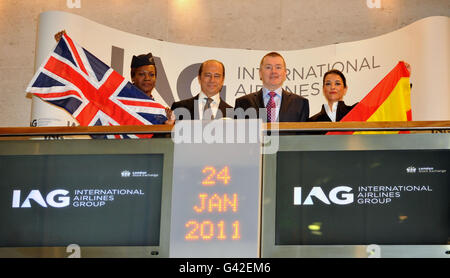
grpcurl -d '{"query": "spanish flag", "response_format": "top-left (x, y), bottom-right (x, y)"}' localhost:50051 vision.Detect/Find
top-left (327, 61), bottom-right (411, 135)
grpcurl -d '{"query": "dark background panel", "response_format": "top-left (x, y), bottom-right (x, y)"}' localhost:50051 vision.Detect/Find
top-left (275, 150), bottom-right (449, 245)
top-left (0, 154), bottom-right (164, 247)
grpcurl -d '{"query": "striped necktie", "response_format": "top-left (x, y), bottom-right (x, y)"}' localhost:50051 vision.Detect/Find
top-left (203, 97), bottom-right (214, 120)
top-left (267, 91), bottom-right (276, 122)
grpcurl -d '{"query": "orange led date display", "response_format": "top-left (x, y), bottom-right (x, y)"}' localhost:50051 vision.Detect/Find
top-left (185, 166), bottom-right (241, 241)
top-left (202, 166), bottom-right (231, 185)
top-left (193, 193), bottom-right (238, 213)
top-left (185, 220), bottom-right (241, 241)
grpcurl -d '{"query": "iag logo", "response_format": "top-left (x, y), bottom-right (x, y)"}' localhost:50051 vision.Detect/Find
top-left (293, 186), bottom-right (354, 205)
top-left (12, 190), bottom-right (70, 208)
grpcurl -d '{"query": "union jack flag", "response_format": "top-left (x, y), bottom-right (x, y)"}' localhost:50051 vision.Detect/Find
top-left (26, 33), bottom-right (167, 138)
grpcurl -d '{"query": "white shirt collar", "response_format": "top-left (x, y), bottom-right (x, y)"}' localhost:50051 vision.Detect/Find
top-left (198, 91), bottom-right (220, 120)
top-left (324, 102), bottom-right (338, 122)
top-left (262, 87), bottom-right (282, 98)
top-left (199, 91), bottom-right (220, 104)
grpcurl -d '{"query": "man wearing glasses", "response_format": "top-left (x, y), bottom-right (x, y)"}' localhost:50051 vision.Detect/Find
top-left (234, 52), bottom-right (309, 123)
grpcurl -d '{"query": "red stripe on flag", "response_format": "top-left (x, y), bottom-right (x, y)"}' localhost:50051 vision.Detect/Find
top-left (108, 123), bottom-right (122, 139)
top-left (406, 109), bottom-right (412, 121)
top-left (33, 90), bottom-right (83, 100)
top-left (118, 99), bottom-right (166, 109)
top-left (78, 102), bottom-right (101, 126)
top-left (136, 134), bottom-right (154, 139)
top-left (63, 34), bottom-right (88, 75)
top-left (339, 62), bottom-right (410, 122)
top-left (44, 57), bottom-right (145, 126)
top-left (399, 109), bottom-right (412, 134)
top-left (326, 62), bottom-right (410, 135)
top-left (95, 71), bottom-right (147, 125)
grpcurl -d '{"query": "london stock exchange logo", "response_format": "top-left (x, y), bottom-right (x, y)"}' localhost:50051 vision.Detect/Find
top-left (406, 166), bottom-right (417, 173)
top-left (406, 165), bottom-right (447, 174)
top-left (121, 169), bottom-right (159, 178)
top-left (121, 170), bottom-right (131, 177)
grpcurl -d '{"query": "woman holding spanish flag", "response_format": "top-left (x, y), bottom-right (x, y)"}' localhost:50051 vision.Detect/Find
top-left (309, 62), bottom-right (411, 123)
top-left (309, 69), bottom-right (357, 122)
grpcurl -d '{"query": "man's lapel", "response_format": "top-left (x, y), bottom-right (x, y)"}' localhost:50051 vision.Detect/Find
top-left (278, 90), bottom-right (291, 122)
top-left (192, 94), bottom-right (200, 120)
top-left (216, 98), bottom-right (227, 119)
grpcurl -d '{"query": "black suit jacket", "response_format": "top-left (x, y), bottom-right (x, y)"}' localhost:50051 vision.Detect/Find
top-left (308, 101), bottom-right (357, 122)
top-left (234, 89), bottom-right (309, 122)
top-left (171, 94), bottom-right (233, 120)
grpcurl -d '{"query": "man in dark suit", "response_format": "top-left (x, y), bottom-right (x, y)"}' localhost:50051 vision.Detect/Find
top-left (234, 52), bottom-right (309, 122)
top-left (171, 59), bottom-right (233, 120)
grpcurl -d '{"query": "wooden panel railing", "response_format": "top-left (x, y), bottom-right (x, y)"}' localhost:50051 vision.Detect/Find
top-left (0, 121), bottom-right (449, 137)
top-left (265, 121), bottom-right (450, 132)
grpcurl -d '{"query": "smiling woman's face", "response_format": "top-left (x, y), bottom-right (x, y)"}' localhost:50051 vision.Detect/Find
top-left (323, 73), bottom-right (347, 103)
top-left (132, 65), bottom-right (156, 97)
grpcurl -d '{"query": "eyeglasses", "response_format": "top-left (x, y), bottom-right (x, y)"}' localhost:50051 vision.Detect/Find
top-left (262, 65), bottom-right (284, 71)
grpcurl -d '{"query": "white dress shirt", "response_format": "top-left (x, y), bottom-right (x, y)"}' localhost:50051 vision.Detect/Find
top-left (324, 102), bottom-right (338, 122)
top-left (198, 91), bottom-right (220, 120)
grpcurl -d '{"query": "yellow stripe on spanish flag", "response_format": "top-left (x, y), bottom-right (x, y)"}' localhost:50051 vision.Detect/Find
top-left (354, 76), bottom-right (411, 134)
top-left (328, 61), bottom-right (412, 135)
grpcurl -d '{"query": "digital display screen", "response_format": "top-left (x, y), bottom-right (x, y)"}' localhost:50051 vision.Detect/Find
top-left (275, 150), bottom-right (449, 245)
top-left (184, 166), bottom-right (242, 242)
top-left (169, 133), bottom-right (261, 258)
top-left (0, 154), bottom-right (164, 247)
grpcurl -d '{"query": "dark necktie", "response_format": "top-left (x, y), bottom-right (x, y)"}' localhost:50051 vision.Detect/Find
top-left (203, 97), bottom-right (214, 120)
top-left (267, 91), bottom-right (276, 122)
